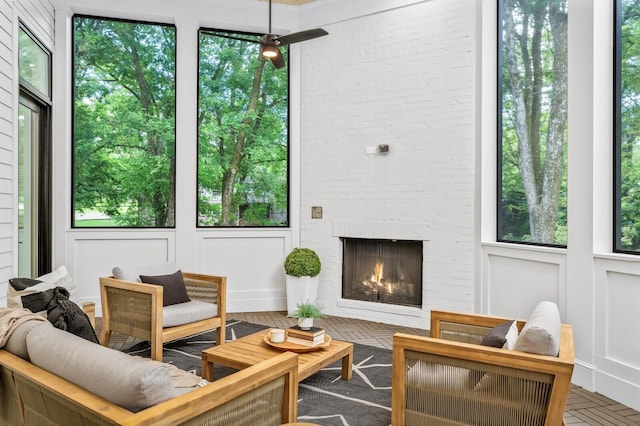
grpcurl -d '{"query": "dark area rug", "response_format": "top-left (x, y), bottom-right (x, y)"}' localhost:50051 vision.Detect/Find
top-left (125, 320), bottom-right (392, 426)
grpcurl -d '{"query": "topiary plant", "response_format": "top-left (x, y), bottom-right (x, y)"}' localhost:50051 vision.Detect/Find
top-left (284, 248), bottom-right (321, 277)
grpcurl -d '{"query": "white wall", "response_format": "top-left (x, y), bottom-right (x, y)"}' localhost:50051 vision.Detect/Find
top-left (298, 0), bottom-right (480, 328)
top-left (0, 0), bottom-right (55, 307)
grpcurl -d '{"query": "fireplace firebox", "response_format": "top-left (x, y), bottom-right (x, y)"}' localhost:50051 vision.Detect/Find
top-left (341, 238), bottom-right (422, 307)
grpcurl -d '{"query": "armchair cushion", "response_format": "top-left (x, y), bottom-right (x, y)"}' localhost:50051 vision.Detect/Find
top-left (514, 301), bottom-right (561, 356)
top-left (27, 324), bottom-right (176, 412)
top-left (163, 300), bottom-right (218, 327)
top-left (112, 262), bottom-right (178, 283)
top-left (140, 270), bottom-right (190, 306)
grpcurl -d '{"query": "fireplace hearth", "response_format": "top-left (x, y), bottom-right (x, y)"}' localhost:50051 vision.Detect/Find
top-left (341, 238), bottom-right (422, 307)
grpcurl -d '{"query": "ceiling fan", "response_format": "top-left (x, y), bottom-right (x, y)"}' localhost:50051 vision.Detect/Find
top-left (202, 0), bottom-right (328, 69)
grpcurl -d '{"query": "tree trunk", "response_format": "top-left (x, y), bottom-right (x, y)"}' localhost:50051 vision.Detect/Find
top-left (220, 56), bottom-right (267, 225)
top-left (503, 0), bottom-right (567, 243)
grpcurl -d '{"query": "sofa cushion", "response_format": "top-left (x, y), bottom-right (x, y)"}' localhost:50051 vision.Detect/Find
top-left (112, 262), bottom-right (178, 283)
top-left (514, 301), bottom-right (561, 356)
top-left (27, 325), bottom-right (175, 412)
top-left (163, 300), bottom-right (218, 327)
top-left (3, 320), bottom-right (52, 360)
top-left (140, 270), bottom-right (190, 307)
top-left (8, 266), bottom-right (78, 314)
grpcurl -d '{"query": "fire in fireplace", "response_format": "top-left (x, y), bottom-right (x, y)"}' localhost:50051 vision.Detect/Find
top-left (342, 238), bottom-right (422, 307)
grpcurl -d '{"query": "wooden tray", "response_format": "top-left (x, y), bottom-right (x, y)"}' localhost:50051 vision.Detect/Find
top-left (264, 333), bottom-right (332, 353)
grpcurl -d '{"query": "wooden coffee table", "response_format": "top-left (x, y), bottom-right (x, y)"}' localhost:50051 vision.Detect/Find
top-left (201, 329), bottom-right (353, 383)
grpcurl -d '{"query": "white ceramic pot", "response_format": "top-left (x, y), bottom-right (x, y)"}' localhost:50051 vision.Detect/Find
top-left (285, 275), bottom-right (319, 316)
top-left (297, 317), bottom-right (314, 330)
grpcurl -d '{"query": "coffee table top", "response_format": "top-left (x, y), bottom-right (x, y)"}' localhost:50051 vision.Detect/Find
top-left (201, 329), bottom-right (353, 382)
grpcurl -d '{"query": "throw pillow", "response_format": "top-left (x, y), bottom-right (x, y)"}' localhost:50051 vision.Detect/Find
top-left (503, 319), bottom-right (519, 350)
top-left (514, 301), bottom-right (561, 356)
top-left (140, 270), bottom-right (190, 307)
top-left (46, 286), bottom-right (99, 344)
top-left (480, 320), bottom-right (515, 348)
top-left (8, 266), bottom-right (77, 314)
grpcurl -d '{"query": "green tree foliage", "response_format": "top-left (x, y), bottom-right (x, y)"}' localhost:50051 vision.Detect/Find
top-left (500, 0), bottom-right (568, 245)
top-left (198, 31), bottom-right (288, 227)
top-left (619, 0), bottom-right (640, 250)
top-left (73, 17), bottom-right (176, 227)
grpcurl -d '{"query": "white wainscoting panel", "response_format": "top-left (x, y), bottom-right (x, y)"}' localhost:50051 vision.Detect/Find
top-left (70, 233), bottom-right (174, 310)
top-left (200, 235), bottom-right (287, 312)
top-left (483, 245), bottom-right (566, 320)
top-left (604, 271), bottom-right (640, 368)
top-left (594, 256), bottom-right (640, 412)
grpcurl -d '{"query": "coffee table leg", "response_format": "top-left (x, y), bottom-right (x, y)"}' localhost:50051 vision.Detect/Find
top-left (201, 357), bottom-right (214, 381)
top-left (341, 347), bottom-right (353, 380)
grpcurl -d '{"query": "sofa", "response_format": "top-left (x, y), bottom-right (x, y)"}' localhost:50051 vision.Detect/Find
top-left (0, 318), bottom-right (298, 426)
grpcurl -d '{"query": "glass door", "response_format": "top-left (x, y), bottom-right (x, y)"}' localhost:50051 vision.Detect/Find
top-left (18, 25), bottom-right (52, 277)
top-left (18, 100), bottom-right (37, 276)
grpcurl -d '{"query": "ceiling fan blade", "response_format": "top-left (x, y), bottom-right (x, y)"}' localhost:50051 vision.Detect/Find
top-left (269, 47), bottom-right (286, 69)
top-left (200, 30), bottom-right (259, 44)
top-left (275, 28), bottom-right (329, 46)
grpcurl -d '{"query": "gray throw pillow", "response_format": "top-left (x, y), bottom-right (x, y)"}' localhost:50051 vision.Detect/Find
top-left (140, 270), bottom-right (190, 306)
top-left (481, 320), bottom-right (515, 348)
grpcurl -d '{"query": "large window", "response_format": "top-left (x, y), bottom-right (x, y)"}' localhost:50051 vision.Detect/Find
top-left (615, 0), bottom-right (640, 253)
top-left (498, 0), bottom-right (568, 246)
top-left (72, 16), bottom-right (176, 227)
top-left (197, 29), bottom-right (289, 227)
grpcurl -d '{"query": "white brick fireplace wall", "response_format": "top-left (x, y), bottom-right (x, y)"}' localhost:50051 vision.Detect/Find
top-left (298, 0), bottom-right (481, 329)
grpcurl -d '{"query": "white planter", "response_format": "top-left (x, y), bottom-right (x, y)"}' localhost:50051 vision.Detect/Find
top-left (297, 317), bottom-right (314, 330)
top-left (286, 275), bottom-right (318, 315)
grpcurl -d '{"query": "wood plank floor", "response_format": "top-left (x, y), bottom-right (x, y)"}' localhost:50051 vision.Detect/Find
top-left (102, 311), bottom-right (640, 425)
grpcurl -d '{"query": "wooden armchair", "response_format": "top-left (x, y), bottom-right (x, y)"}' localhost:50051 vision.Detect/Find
top-left (99, 272), bottom-right (226, 361)
top-left (392, 310), bottom-right (574, 426)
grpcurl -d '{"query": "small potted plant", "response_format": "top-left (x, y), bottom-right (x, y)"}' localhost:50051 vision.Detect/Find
top-left (289, 302), bottom-right (324, 330)
top-left (284, 248), bottom-right (321, 315)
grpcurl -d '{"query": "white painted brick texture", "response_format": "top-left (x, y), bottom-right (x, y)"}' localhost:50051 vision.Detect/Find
top-left (299, 0), bottom-right (479, 327)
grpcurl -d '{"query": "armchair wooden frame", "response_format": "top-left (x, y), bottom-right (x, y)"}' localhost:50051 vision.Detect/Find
top-left (392, 310), bottom-right (575, 426)
top-left (99, 272), bottom-right (226, 361)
